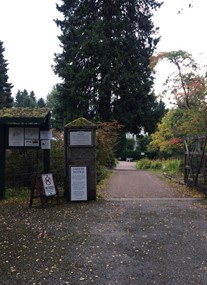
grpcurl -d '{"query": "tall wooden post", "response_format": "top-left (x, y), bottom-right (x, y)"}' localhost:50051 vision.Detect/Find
top-left (64, 118), bottom-right (97, 201)
top-left (0, 123), bottom-right (5, 199)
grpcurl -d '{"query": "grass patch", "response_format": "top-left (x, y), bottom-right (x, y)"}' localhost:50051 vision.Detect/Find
top-left (136, 158), bottom-right (205, 198)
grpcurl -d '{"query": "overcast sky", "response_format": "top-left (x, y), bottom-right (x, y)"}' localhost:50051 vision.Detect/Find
top-left (0, 0), bottom-right (206, 100)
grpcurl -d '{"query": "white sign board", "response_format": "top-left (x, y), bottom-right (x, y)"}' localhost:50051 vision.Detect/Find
top-left (41, 139), bottom-right (51, 149)
top-left (25, 139), bottom-right (39, 147)
top-left (25, 128), bottom-right (39, 140)
top-left (9, 127), bottom-right (24, 146)
top-left (41, 173), bottom-right (56, 197)
top-left (40, 130), bottom-right (52, 140)
top-left (70, 166), bottom-right (87, 201)
top-left (69, 131), bottom-right (92, 146)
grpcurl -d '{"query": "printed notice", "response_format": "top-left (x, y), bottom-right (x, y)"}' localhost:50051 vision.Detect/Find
top-left (25, 139), bottom-right (39, 147)
top-left (25, 128), bottom-right (39, 140)
top-left (42, 173), bottom-right (56, 196)
top-left (71, 166), bottom-right (87, 201)
top-left (69, 131), bottom-right (92, 146)
top-left (40, 130), bottom-right (52, 140)
top-left (41, 139), bottom-right (51, 149)
top-left (9, 128), bottom-right (24, 146)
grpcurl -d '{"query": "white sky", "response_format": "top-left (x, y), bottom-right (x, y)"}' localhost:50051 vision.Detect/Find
top-left (0, 0), bottom-right (206, 100)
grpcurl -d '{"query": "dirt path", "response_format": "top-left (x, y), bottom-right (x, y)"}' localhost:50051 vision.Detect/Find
top-left (105, 161), bottom-right (183, 200)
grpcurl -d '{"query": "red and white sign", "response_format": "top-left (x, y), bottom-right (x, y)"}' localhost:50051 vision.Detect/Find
top-left (41, 173), bottom-right (56, 196)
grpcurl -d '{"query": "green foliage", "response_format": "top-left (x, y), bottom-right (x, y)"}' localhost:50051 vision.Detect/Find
top-left (126, 138), bottom-right (135, 151)
top-left (0, 41), bottom-right (13, 108)
top-left (148, 109), bottom-right (184, 156)
top-left (14, 90), bottom-right (46, 108)
top-left (96, 121), bottom-right (121, 168)
top-left (46, 86), bottom-right (63, 129)
top-left (53, 0), bottom-right (163, 134)
top-left (163, 159), bottom-right (181, 174)
top-left (96, 163), bottom-right (110, 184)
top-left (136, 158), bottom-right (181, 175)
top-left (136, 158), bottom-right (152, 169)
top-left (37, 97), bottom-right (46, 108)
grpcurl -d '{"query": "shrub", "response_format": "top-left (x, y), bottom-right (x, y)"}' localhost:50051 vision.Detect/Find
top-left (163, 159), bottom-right (181, 174)
top-left (136, 158), bottom-right (152, 169)
top-left (136, 158), bottom-right (182, 175)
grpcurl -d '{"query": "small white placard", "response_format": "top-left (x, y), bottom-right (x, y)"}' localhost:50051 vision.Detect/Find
top-left (40, 130), bottom-right (52, 140)
top-left (25, 128), bottom-right (39, 139)
top-left (41, 139), bottom-right (51, 149)
top-left (25, 139), bottom-right (39, 147)
top-left (71, 166), bottom-right (87, 201)
top-left (69, 131), bottom-right (92, 146)
top-left (41, 173), bottom-right (56, 196)
top-left (9, 127), bottom-right (24, 146)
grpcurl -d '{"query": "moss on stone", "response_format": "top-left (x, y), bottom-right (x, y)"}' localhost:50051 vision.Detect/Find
top-left (0, 108), bottom-right (50, 119)
top-left (65, 117), bottom-right (96, 128)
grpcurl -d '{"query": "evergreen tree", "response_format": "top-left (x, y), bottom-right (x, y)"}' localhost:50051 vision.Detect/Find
top-left (0, 41), bottom-right (13, 108)
top-left (37, 97), bottom-right (46, 108)
top-left (54, 0), bottom-right (163, 133)
top-left (14, 89), bottom-right (37, 108)
top-left (46, 86), bottom-right (63, 129)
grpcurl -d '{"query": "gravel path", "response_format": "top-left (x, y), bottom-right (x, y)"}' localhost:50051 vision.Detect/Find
top-left (105, 161), bottom-right (182, 200)
top-left (0, 161), bottom-right (207, 285)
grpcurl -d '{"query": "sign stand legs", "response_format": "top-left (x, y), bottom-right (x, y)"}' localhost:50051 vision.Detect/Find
top-left (29, 174), bottom-right (60, 207)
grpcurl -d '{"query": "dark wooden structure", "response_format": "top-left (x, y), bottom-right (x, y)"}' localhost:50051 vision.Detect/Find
top-left (64, 117), bottom-right (97, 201)
top-left (184, 136), bottom-right (207, 187)
top-left (0, 108), bottom-right (51, 199)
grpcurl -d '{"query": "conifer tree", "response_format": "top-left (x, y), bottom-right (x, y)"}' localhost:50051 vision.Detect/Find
top-left (0, 41), bottom-right (13, 108)
top-left (54, 0), bottom-right (164, 133)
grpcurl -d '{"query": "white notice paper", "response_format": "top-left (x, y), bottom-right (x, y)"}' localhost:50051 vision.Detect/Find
top-left (41, 140), bottom-right (51, 149)
top-left (9, 128), bottom-right (24, 146)
top-left (71, 166), bottom-right (87, 201)
top-left (69, 131), bottom-right (92, 146)
top-left (25, 128), bottom-right (39, 139)
top-left (40, 130), bottom-right (52, 140)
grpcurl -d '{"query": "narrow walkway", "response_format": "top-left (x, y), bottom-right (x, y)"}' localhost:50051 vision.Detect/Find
top-left (105, 161), bottom-right (186, 200)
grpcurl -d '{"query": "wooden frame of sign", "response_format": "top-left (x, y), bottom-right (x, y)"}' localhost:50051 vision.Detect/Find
top-left (69, 166), bottom-right (88, 201)
top-left (29, 173), bottom-right (60, 207)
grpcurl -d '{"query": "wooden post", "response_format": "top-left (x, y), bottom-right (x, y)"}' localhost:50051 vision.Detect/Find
top-left (0, 123), bottom-right (5, 199)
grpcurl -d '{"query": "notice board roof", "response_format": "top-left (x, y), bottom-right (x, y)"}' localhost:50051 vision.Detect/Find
top-left (0, 108), bottom-right (50, 124)
top-left (65, 117), bottom-right (97, 129)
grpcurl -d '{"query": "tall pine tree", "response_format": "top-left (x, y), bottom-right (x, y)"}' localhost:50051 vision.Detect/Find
top-left (53, 0), bottom-right (164, 133)
top-left (0, 41), bottom-right (13, 108)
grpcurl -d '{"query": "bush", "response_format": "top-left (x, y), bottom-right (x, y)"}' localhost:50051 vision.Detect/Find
top-left (150, 160), bottom-right (163, 170)
top-left (136, 158), bottom-right (152, 169)
top-left (96, 163), bottom-right (111, 184)
top-left (163, 159), bottom-right (181, 174)
top-left (136, 158), bottom-right (182, 175)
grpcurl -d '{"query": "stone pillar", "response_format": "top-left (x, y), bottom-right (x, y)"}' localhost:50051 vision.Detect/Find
top-left (64, 117), bottom-right (97, 201)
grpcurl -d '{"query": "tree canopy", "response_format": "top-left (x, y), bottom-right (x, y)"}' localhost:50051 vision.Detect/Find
top-left (149, 50), bottom-right (207, 155)
top-left (0, 41), bottom-right (13, 108)
top-left (53, 0), bottom-right (164, 133)
top-left (14, 89), bottom-right (46, 108)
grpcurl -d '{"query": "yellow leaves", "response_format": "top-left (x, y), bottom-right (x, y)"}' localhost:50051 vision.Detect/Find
top-left (149, 51), bottom-right (169, 70)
